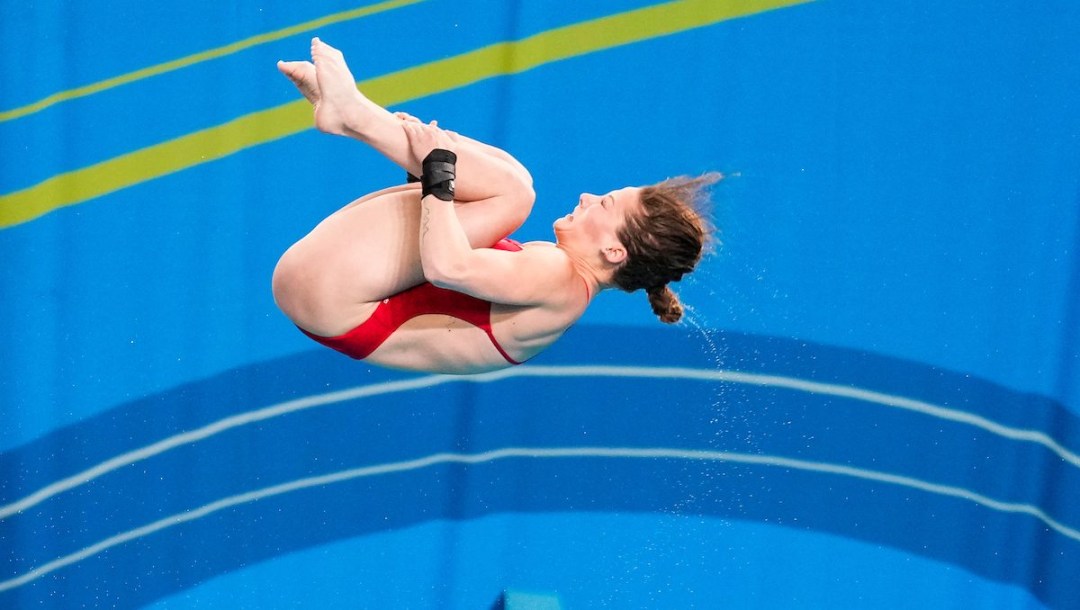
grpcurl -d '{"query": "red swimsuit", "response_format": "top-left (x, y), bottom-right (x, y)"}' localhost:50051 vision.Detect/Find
top-left (299, 239), bottom-right (525, 365)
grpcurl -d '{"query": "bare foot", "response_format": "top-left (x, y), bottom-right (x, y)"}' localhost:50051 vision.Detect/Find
top-left (277, 60), bottom-right (320, 105)
top-left (309, 37), bottom-right (368, 136)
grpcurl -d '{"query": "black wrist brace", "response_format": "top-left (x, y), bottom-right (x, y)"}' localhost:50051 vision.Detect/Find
top-left (421, 149), bottom-right (456, 201)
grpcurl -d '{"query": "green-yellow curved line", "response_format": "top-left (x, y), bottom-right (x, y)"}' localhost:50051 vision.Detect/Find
top-left (0, 0), bottom-right (427, 123)
top-left (0, 0), bottom-right (811, 229)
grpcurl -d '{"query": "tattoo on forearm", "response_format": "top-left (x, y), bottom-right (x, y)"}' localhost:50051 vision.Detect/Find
top-left (420, 202), bottom-right (431, 241)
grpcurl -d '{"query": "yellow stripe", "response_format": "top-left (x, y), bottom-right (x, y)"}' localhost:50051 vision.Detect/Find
top-left (0, 0), bottom-right (810, 229)
top-left (0, 0), bottom-right (427, 123)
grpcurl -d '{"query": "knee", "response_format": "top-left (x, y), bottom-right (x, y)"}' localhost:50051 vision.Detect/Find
top-left (272, 244), bottom-right (357, 335)
top-left (486, 182), bottom-right (534, 235)
top-left (271, 246), bottom-right (307, 321)
top-left (510, 182), bottom-right (536, 227)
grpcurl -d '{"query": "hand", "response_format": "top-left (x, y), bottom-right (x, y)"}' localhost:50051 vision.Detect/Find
top-left (398, 113), bottom-right (462, 143)
top-left (393, 111), bottom-right (422, 124)
top-left (402, 120), bottom-right (457, 168)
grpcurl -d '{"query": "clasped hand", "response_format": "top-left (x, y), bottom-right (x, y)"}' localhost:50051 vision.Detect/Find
top-left (397, 112), bottom-right (459, 169)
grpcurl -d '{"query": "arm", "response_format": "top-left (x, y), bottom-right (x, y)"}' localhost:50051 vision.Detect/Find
top-left (394, 112), bottom-right (532, 186)
top-left (420, 193), bottom-right (571, 305)
top-left (396, 113), bottom-right (532, 202)
top-left (406, 122), bottom-right (569, 305)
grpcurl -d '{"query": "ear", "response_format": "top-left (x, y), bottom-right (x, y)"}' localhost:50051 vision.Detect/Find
top-left (601, 244), bottom-right (628, 266)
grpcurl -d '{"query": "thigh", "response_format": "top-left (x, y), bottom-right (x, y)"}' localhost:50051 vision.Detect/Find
top-left (274, 186), bottom-right (531, 333)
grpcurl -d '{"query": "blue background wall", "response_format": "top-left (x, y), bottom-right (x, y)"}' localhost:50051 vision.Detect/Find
top-left (2, 1), bottom-right (1079, 607)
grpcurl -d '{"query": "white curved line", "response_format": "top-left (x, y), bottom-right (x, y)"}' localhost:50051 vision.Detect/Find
top-left (525, 366), bottom-right (1080, 467)
top-left (0, 373), bottom-right (470, 520)
top-left (2, 365), bottom-right (1077, 522)
top-left (1, 445), bottom-right (1076, 593)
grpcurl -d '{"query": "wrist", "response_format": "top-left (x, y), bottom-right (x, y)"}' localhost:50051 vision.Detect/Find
top-left (421, 149), bottom-right (456, 201)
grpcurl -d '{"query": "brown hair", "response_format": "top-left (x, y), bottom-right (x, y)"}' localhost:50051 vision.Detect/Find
top-left (613, 173), bottom-right (720, 323)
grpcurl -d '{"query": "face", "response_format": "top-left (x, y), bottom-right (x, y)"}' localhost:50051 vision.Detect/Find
top-left (554, 187), bottom-right (643, 262)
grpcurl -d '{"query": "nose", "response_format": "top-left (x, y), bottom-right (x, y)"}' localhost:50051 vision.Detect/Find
top-left (579, 193), bottom-right (595, 207)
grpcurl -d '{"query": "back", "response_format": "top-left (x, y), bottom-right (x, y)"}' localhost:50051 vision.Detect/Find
top-left (365, 243), bottom-right (592, 373)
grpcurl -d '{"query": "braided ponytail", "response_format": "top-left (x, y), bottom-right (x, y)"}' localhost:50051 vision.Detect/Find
top-left (647, 285), bottom-right (683, 324)
top-left (613, 173), bottom-right (719, 323)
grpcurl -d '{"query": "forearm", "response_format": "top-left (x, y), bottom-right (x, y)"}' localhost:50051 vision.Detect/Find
top-left (418, 195), bottom-right (476, 289)
top-left (392, 116), bottom-right (529, 202)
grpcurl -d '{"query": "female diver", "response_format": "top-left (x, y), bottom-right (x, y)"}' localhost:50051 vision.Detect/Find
top-left (272, 38), bottom-right (719, 374)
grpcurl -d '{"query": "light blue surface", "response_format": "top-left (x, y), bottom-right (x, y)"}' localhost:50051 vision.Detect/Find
top-left (501, 590), bottom-right (562, 610)
top-left (143, 514), bottom-right (1046, 609)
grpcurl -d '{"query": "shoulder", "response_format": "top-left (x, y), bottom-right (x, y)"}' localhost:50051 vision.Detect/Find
top-left (503, 245), bottom-right (583, 308)
top-left (513, 247), bottom-right (585, 308)
top-left (520, 240), bottom-right (557, 249)
top-left (496, 240), bottom-right (568, 268)
top-left (517, 242), bottom-right (572, 266)
top-left (443, 240), bottom-right (579, 307)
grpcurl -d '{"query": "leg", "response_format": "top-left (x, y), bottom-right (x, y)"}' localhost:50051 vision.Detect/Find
top-left (393, 111), bottom-right (532, 188)
top-left (278, 38), bottom-right (532, 205)
top-left (273, 42), bottom-right (537, 335)
top-left (273, 186), bottom-right (525, 336)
